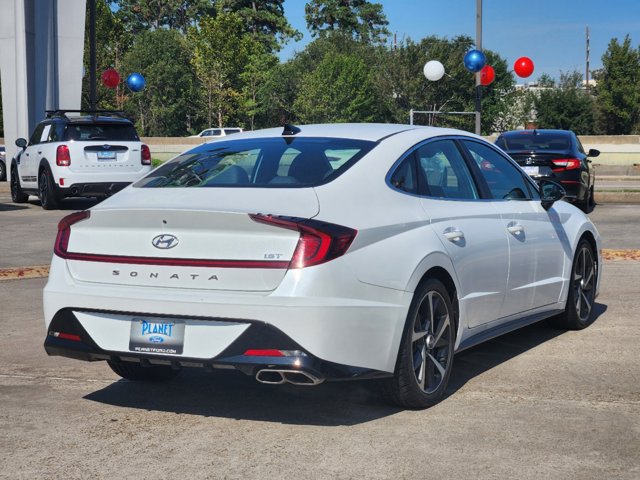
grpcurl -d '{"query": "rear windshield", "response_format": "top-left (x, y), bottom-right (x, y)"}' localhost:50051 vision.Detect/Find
top-left (64, 123), bottom-right (139, 141)
top-left (496, 133), bottom-right (571, 151)
top-left (135, 137), bottom-right (375, 188)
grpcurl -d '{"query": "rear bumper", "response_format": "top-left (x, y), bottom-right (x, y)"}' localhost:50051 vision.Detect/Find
top-left (43, 255), bottom-right (411, 373)
top-left (44, 308), bottom-right (390, 382)
top-left (59, 182), bottom-right (130, 198)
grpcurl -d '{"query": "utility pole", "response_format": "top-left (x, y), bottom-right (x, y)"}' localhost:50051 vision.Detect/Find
top-left (475, 0), bottom-right (482, 135)
top-left (585, 25), bottom-right (590, 93)
top-left (89, 0), bottom-right (97, 110)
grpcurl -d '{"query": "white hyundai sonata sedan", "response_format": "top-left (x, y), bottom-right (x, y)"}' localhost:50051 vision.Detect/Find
top-left (43, 123), bottom-right (601, 408)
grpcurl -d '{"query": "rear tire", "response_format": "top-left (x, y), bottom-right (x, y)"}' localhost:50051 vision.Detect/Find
top-left (10, 167), bottom-right (29, 203)
top-left (384, 278), bottom-right (455, 408)
top-left (39, 168), bottom-right (60, 210)
top-left (107, 360), bottom-right (181, 381)
top-left (0, 161), bottom-right (6, 182)
top-left (553, 239), bottom-right (597, 330)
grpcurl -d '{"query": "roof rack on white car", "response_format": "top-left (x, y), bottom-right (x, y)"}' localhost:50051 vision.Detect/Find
top-left (45, 109), bottom-right (127, 120)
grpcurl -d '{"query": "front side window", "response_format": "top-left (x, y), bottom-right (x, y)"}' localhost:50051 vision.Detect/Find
top-left (415, 140), bottom-right (479, 200)
top-left (462, 140), bottom-right (533, 200)
top-left (135, 137), bottom-right (375, 188)
top-left (29, 123), bottom-right (46, 146)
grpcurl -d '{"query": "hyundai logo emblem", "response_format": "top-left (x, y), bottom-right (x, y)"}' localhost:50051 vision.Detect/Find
top-left (152, 234), bottom-right (179, 250)
top-left (103, 144), bottom-right (111, 150)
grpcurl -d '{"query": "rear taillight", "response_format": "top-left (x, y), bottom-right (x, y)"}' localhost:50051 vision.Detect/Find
top-left (250, 214), bottom-right (357, 269)
top-left (551, 158), bottom-right (581, 171)
top-left (54, 211), bottom-right (91, 258)
top-left (56, 145), bottom-right (71, 166)
top-left (141, 144), bottom-right (151, 165)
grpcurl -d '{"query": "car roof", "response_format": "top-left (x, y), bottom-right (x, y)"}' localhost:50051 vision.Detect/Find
top-left (499, 129), bottom-right (573, 137)
top-left (215, 123), bottom-right (472, 143)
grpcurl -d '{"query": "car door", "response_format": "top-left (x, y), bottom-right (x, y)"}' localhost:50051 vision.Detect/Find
top-left (21, 123), bottom-right (49, 188)
top-left (411, 139), bottom-right (510, 329)
top-left (460, 139), bottom-right (566, 317)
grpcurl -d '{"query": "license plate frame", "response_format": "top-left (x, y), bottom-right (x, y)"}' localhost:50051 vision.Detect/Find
top-left (129, 318), bottom-right (185, 354)
top-left (97, 151), bottom-right (116, 160)
top-left (522, 166), bottom-right (539, 176)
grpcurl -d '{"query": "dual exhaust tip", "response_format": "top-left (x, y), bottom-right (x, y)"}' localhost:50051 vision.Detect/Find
top-left (255, 368), bottom-right (324, 386)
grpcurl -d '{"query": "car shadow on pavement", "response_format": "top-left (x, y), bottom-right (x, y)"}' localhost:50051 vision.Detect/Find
top-left (0, 203), bottom-right (30, 211)
top-left (85, 370), bottom-right (401, 426)
top-left (446, 302), bottom-right (608, 397)
top-left (84, 303), bottom-right (607, 425)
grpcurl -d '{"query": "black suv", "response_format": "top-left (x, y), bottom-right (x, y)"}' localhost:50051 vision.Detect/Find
top-left (495, 129), bottom-right (599, 212)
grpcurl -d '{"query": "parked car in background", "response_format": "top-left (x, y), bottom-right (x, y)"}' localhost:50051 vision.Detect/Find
top-left (44, 123), bottom-right (601, 409)
top-left (494, 129), bottom-right (599, 212)
top-left (189, 127), bottom-right (243, 139)
top-left (0, 145), bottom-right (6, 181)
top-left (10, 110), bottom-right (152, 209)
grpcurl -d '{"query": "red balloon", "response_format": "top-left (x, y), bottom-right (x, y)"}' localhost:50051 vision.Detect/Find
top-left (101, 68), bottom-right (120, 89)
top-left (514, 57), bottom-right (534, 78)
top-left (480, 65), bottom-right (495, 86)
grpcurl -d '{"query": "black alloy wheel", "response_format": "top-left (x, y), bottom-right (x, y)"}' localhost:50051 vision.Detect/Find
top-left (39, 169), bottom-right (60, 210)
top-left (554, 239), bottom-right (597, 330)
top-left (385, 278), bottom-right (455, 408)
top-left (10, 167), bottom-right (29, 203)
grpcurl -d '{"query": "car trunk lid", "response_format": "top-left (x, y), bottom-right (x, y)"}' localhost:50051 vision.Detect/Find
top-left (61, 188), bottom-right (320, 292)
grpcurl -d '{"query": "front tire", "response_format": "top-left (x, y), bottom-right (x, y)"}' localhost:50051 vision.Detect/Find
top-left (108, 360), bottom-right (181, 381)
top-left (385, 278), bottom-right (455, 408)
top-left (39, 168), bottom-right (60, 210)
top-left (554, 239), bottom-right (597, 330)
top-left (10, 167), bottom-right (29, 203)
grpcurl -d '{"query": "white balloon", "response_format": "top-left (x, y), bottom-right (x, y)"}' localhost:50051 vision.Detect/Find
top-left (423, 60), bottom-right (445, 81)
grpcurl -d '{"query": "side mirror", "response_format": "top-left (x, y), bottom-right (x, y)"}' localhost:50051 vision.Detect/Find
top-left (587, 148), bottom-right (600, 158)
top-left (540, 180), bottom-right (565, 211)
top-left (15, 138), bottom-right (27, 149)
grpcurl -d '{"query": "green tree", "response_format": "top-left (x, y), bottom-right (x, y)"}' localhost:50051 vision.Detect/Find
top-left (294, 50), bottom-right (378, 123)
top-left (217, 0), bottom-right (301, 52)
top-left (531, 71), bottom-right (595, 134)
top-left (594, 35), bottom-right (640, 134)
top-left (188, 12), bottom-right (260, 128)
top-left (121, 29), bottom-right (196, 135)
top-left (305, 0), bottom-right (390, 44)
top-left (240, 48), bottom-right (279, 129)
top-left (113, 0), bottom-right (215, 33)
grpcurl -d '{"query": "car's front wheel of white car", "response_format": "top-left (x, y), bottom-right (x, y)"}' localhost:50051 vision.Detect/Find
top-left (385, 278), bottom-right (455, 409)
top-left (10, 166), bottom-right (29, 203)
top-left (108, 360), bottom-right (181, 382)
top-left (554, 238), bottom-right (597, 330)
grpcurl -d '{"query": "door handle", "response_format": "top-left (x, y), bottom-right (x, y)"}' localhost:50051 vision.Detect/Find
top-left (37, 151), bottom-right (42, 154)
top-left (507, 222), bottom-right (524, 236)
top-left (443, 228), bottom-right (464, 242)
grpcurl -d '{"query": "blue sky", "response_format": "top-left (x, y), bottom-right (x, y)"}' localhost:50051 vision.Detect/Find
top-left (281, 0), bottom-right (640, 82)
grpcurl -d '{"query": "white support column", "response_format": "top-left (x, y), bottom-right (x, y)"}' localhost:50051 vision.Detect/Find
top-left (0, 0), bottom-right (86, 181)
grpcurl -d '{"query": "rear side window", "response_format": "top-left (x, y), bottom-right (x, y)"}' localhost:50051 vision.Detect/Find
top-left (135, 137), bottom-right (375, 188)
top-left (415, 140), bottom-right (478, 199)
top-left (64, 124), bottom-right (139, 141)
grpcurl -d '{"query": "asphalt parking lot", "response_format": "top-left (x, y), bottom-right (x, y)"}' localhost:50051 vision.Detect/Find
top-left (1, 193), bottom-right (639, 480)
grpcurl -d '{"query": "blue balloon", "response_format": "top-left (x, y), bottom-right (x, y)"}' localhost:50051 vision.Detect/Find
top-left (463, 50), bottom-right (486, 73)
top-left (126, 72), bottom-right (146, 92)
